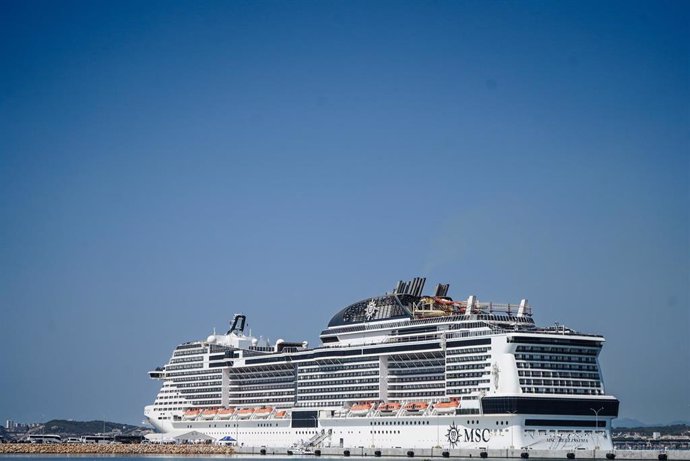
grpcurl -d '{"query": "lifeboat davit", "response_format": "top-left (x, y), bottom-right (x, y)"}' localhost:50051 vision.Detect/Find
top-left (349, 403), bottom-right (373, 416)
top-left (216, 408), bottom-right (235, 419)
top-left (237, 408), bottom-right (255, 419)
top-left (182, 409), bottom-right (202, 420)
top-left (378, 402), bottom-right (401, 415)
top-left (403, 402), bottom-right (428, 413)
top-left (433, 399), bottom-right (460, 414)
top-left (254, 406), bottom-right (273, 418)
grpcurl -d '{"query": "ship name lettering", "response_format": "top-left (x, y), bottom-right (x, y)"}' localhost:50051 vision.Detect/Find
top-left (464, 428), bottom-right (491, 443)
top-left (546, 435), bottom-right (588, 444)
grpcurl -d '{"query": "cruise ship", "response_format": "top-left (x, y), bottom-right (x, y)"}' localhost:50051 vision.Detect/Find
top-left (145, 277), bottom-right (619, 450)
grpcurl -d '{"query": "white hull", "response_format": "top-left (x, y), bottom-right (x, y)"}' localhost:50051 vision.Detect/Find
top-left (146, 407), bottom-right (613, 450)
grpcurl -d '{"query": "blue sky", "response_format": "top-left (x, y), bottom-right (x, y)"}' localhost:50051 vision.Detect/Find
top-left (1, 0), bottom-right (687, 426)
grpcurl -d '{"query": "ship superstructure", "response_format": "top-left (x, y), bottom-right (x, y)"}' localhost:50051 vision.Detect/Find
top-left (145, 278), bottom-right (619, 450)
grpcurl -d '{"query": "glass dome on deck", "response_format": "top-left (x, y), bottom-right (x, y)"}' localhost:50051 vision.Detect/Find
top-left (327, 294), bottom-right (416, 327)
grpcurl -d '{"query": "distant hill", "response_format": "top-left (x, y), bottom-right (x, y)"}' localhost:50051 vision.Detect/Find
top-left (612, 424), bottom-right (690, 436)
top-left (614, 418), bottom-right (690, 429)
top-left (613, 418), bottom-right (648, 428)
top-left (41, 420), bottom-right (146, 436)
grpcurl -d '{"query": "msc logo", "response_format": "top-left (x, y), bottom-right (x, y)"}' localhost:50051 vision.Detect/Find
top-left (446, 422), bottom-right (461, 447)
top-left (446, 422), bottom-right (491, 447)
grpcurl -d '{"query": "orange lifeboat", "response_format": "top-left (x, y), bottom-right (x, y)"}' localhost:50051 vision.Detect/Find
top-left (216, 408), bottom-right (235, 419)
top-left (378, 402), bottom-right (401, 415)
top-left (201, 408), bottom-right (218, 420)
top-left (403, 402), bottom-right (428, 413)
top-left (433, 399), bottom-right (460, 414)
top-left (254, 406), bottom-right (273, 418)
top-left (275, 410), bottom-right (288, 418)
top-left (182, 409), bottom-right (202, 420)
top-left (237, 408), bottom-right (255, 419)
top-left (349, 402), bottom-right (374, 416)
